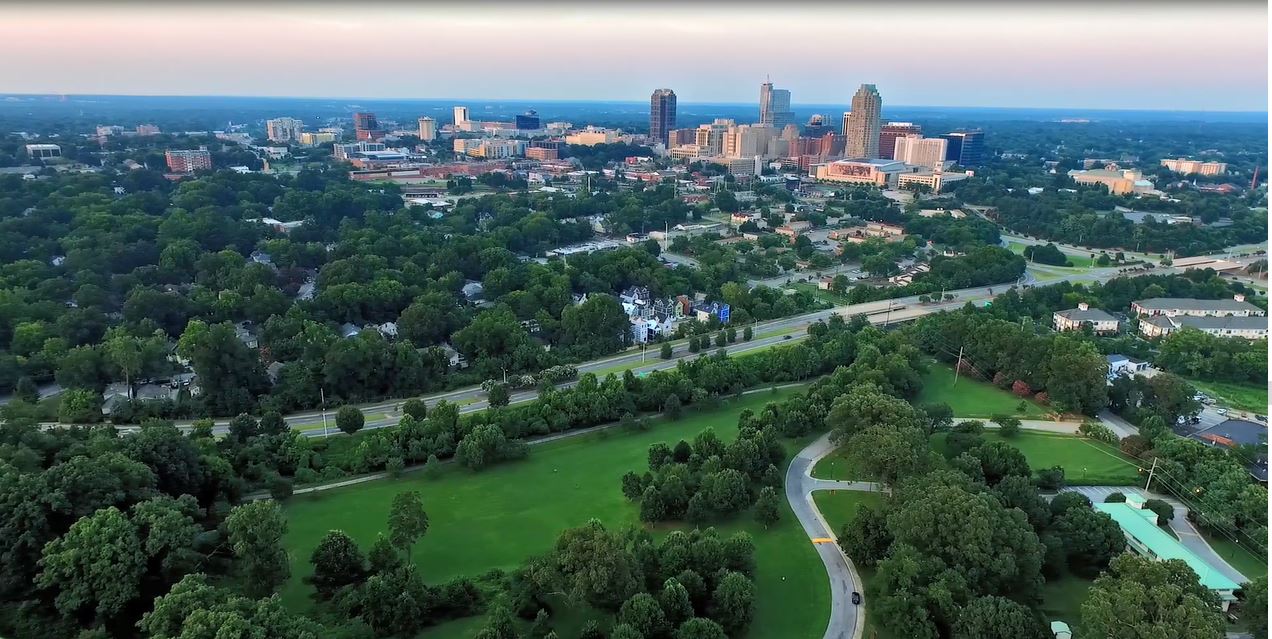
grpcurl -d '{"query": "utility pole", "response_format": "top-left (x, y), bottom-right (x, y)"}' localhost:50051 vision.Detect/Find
top-left (320, 388), bottom-right (329, 437)
top-left (953, 346), bottom-right (965, 385)
top-left (1144, 457), bottom-right (1158, 491)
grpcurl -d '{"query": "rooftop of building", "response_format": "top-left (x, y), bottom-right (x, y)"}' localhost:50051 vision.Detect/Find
top-left (1094, 502), bottom-right (1241, 594)
top-left (1172, 315), bottom-right (1268, 332)
top-left (1055, 307), bottom-right (1118, 322)
top-left (1134, 297), bottom-right (1264, 313)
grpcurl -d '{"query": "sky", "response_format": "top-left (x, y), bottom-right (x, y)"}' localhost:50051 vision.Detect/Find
top-left (1, 3), bottom-right (1267, 111)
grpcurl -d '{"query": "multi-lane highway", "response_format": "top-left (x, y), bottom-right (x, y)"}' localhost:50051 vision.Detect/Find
top-left (107, 243), bottom-right (1265, 439)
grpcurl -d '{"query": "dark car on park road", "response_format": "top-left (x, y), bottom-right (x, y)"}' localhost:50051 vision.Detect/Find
top-left (851, 591), bottom-right (862, 605)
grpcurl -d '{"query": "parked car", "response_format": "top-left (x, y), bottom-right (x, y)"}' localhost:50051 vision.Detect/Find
top-left (1216, 408), bottom-right (1229, 416)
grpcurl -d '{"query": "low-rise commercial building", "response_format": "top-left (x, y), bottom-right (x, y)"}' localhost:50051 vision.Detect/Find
top-left (1067, 168), bottom-right (1159, 196)
top-left (897, 169), bottom-right (972, 193)
top-left (812, 158), bottom-right (915, 187)
top-left (25, 144), bottom-right (61, 159)
top-left (1095, 497), bottom-right (1240, 610)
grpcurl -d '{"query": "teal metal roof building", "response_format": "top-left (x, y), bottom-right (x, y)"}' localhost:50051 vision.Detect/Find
top-left (1095, 499), bottom-right (1240, 609)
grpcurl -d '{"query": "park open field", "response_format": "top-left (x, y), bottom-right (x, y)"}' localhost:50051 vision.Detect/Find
top-left (915, 361), bottom-right (1050, 419)
top-left (281, 388), bottom-right (830, 638)
top-left (932, 430), bottom-right (1144, 486)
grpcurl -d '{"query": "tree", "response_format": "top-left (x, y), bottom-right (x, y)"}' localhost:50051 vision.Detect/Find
top-left (58, 388), bottom-right (102, 423)
top-left (388, 491), bottom-right (429, 552)
top-left (1143, 498), bottom-right (1175, 525)
top-left (838, 503), bottom-right (893, 568)
top-left (176, 320), bottom-right (268, 415)
top-left (398, 292), bottom-right (463, 347)
top-left (1052, 507), bottom-right (1125, 577)
top-left (1245, 576), bottom-right (1268, 637)
top-left (335, 405), bottom-right (364, 435)
top-left (991, 414), bottom-right (1022, 438)
top-left (560, 295), bottom-right (632, 357)
top-left (307, 530), bottom-right (368, 599)
top-left (754, 486), bottom-right (781, 528)
top-left (36, 506), bottom-right (145, 622)
top-left (660, 578), bottom-right (694, 627)
top-left (225, 500), bottom-right (290, 597)
top-left (676, 617), bottom-right (728, 639)
top-left (664, 394), bottom-right (682, 420)
top-left (952, 596), bottom-right (1048, 639)
top-left (141, 573), bottom-right (324, 639)
top-left (552, 519), bottom-right (639, 610)
top-left (661, 342), bottom-right (673, 359)
top-left (488, 383), bottom-right (510, 408)
top-left (1081, 554), bottom-right (1223, 638)
top-left (714, 332), bottom-right (726, 348)
top-left (402, 398), bottom-right (428, 420)
top-left (455, 424), bottom-right (514, 471)
top-left (743, 326), bottom-right (753, 341)
top-left (709, 571), bottom-right (755, 635)
top-left (1050, 492), bottom-right (1091, 518)
top-left (618, 592), bottom-right (668, 638)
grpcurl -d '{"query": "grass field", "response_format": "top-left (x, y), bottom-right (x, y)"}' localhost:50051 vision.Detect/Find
top-left (1185, 378), bottom-right (1268, 415)
top-left (1039, 572), bottom-right (1093, 637)
top-left (915, 361), bottom-right (1050, 419)
top-left (281, 388), bottom-right (831, 638)
top-left (1200, 529), bottom-right (1268, 581)
top-left (812, 447), bottom-right (876, 482)
top-left (931, 430), bottom-right (1145, 486)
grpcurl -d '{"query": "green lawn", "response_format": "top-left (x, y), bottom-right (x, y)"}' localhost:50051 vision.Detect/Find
top-left (931, 431), bottom-right (1145, 486)
top-left (916, 361), bottom-right (1050, 419)
top-left (1040, 572), bottom-right (1093, 637)
top-left (1200, 528), bottom-right (1268, 581)
top-left (812, 447), bottom-right (877, 482)
top-left (1185, 378), bottom-right (1269, 415)
top-left (281, 388), bottom-right (830, 638)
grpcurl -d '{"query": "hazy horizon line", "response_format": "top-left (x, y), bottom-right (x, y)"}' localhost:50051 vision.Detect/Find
top-left (5, 92), bottom-right (1268, 115)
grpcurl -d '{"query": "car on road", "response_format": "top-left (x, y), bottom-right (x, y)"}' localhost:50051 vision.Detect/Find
top-left (851, 591), bottom-right (862, 605)
top-left (1257, 415), bottom-right (1267, 423)
top-left (1216, 408), bottom-right (1229, 416)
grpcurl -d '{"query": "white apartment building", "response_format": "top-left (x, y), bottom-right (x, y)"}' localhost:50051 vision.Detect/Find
top-left (418, 117), bottom-right (437, 141)
top-left (893, 136), bottom-right (948, 169)
top-left (266, 117), bottom-right (304, 143)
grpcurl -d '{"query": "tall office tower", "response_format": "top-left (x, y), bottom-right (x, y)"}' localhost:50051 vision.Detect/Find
top-left (940, 129), bottom-right (985, 167)
top-left (353, 112), bottom-right (380, 140)
top-left (266, 117), bottom-right (304, 143)
top-left (649, 88), bottom-right (677, 146)
top-left (515, 110), bottom-right (541, 130)
top-left (844, 84), bottom-right (883, 158)
top-left (893, 136), bottom-right (948, 169)
top-left (417, 117), bottom-right (437, 141)
top-left (453, 106), bottom-right (470, 127)
top-left (841, 112), bottom-right (852, 136)
top-left (759, 81), bottom-right (794, 129)
top-left (878, 122), bottom-right (922, 160)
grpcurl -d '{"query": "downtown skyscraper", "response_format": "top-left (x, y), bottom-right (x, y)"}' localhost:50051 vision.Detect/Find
top-left (759, 80), bottom-right (794, 129)
top-left (844, 84), bottom-right (882, 158)
top-left (649, 88), bottom-right (677, 146)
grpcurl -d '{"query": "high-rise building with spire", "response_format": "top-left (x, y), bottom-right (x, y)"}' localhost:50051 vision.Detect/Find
top-left (844, 84), bottom-right (882, 158)
top-left (759, 79), bottom-right (794, 129)
top-left (649, 88), bottom-right (677, 146)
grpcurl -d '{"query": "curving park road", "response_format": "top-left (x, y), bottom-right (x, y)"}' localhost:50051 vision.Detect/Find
top-left (786, 432), bottom-right (884, 639)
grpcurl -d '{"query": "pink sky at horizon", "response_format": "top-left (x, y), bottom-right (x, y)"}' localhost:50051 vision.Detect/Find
top-left (0, 4), bottom-right (1267, 111)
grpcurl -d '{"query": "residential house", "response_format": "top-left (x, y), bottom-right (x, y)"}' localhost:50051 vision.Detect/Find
top-left (438, 343), bottom-right (467, 369)
top-left (1053, 303), bottom-right (1119, 334)
top-left (339, 323), bottom-right (362, 339)
top-left (234, 322), bottom-right (259, 349)
top-left (1105, 354), bottom-right (1148, 381)
top-left (1190, 419), bottom-right (1268, 482)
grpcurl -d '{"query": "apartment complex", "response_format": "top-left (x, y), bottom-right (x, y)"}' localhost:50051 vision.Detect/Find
top-left (1053, 303), bottom-right (1119, 334)
top-left (893, 136), bottom-right (948, 170)
top-left (165, 148), bottom-right (212, 173)
top-left (1067, 167), bottom-right (1159, 196)
top-left (417, 117), bottom-right (437, 141)
top-left (266, 117), bottom-right (304, 143)
top-left (1133, 295), bottom-right (1268, 339)
top-left (1160, 157), bottom-right (1227, 176)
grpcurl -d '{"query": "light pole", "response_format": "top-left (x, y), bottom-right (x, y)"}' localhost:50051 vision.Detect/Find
top-left (320, 388), bottom-right (329, 437)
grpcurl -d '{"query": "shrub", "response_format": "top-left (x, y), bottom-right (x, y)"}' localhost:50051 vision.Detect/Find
top-left (1104, 492), bottom-right (1126, 503)
top-left (1119, 434), bottom-right (1151, 458)
top-left (1078, 421), bottom-right (1118, 446)
top-left (1144, 498), bottom-right (1175, 525)
top-left (1011, 380), bottom-right (1033, 397)
top-left (1036, 465), bottom-right (1066, 490)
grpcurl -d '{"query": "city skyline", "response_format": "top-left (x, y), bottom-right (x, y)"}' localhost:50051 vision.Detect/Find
top-left (0, 4), bottom-right (1266, 111)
